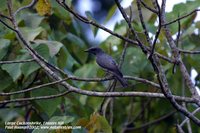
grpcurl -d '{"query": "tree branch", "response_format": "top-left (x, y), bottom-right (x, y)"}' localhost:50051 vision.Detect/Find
top-left (14, 0), bottom-right (38, 16)
top-left (0, 59), bottom-right (35, 64)
top-left (126, 111), bottom-right (176, 131)
top-left (162, 9), bottom-right (200, 26)
top-left (0, 90), bottom-right (195, 105)
top-left (55, 0), bottom-right (173, 63)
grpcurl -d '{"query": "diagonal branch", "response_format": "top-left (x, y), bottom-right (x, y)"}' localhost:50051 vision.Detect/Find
top-left (160, 0), bottom-right (200, 100)
top-left (55, 0), bottom-right (173, 63)
top-left (14, 0), bottom-right (38, 16)
top-left (140, 0), bottom-right (158, 14)
top-left (162, 9), bottom-right (200, 26)
top-left (149, 0), bottom-right (162, 57)
top-left (114, 0), bottom-right (148, 54)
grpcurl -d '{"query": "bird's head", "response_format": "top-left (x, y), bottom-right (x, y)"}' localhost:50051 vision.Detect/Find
top-left (84, 47), bottom-right (104, 55)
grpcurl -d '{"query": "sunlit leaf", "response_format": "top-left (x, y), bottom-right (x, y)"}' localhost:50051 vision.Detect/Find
top-left (36, 0), bottom-right (51, 16)
top-left (33, 39), bottom-right (63, 57)
top-left (1, 63), bottom-right (21, 82)
top-left (20, 27), bottom-right (43, 41)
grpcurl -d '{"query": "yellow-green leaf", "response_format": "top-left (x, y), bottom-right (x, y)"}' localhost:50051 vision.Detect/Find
top-left (36, 0), bottom-right (51, 16)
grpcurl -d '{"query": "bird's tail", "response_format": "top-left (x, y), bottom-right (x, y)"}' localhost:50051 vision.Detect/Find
top-left (113, 73), bottom-right (128, 88)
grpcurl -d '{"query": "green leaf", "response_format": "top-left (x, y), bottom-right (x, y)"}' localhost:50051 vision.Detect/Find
top-left (0, 0), bottom-right (7, 11)
top-left (0, 39), bottom-right (10, 60)
top-left (1, 63), bottom-right (21, 81)
top-left (21, 12), bottom-right (44, 28)
top-left (74, 63), bottom-right (98, 78)
top-left (87, 113), bottom-right (112, 133)
top-left (105, 4), bottom-right (117, 23)
top-left (0, 42), bottom-right (49, 81)
top-left (20, 27), bottom-right (43, 41)
top-left (96, 115), bottom-right (112, 133)
top-left (74, 63), bottom-right (98, 87)
top-left (21, 61), bottom-right (40, 79)
top-left (102, 22), bottom-right (127, 46)
top-left (57, 47), bottom-right (78, 70)
top-left (85, 11), bottom-right (98, 37)
top-left (34, 43), bottom-right (50, 59)
top-left (122, 47), bottom-right (153, 76)
top-left (33, 39), bottom-right (63, 57)
top-left (50, 0), bottom-right (72, 24)
top-left (31, 87), bottom-right (61, 117)
top-left (21, 44), bottom-right (50, 79)
top-left (66, 33), bottom-right (86, 48)
top-left (0, 69), bottom-right (13, 91)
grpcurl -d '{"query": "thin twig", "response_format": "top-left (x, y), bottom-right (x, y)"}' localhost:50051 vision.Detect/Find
top-left (0, 13), bottom-right (12, 21)
top-left (136, 0), bottom-right (152, 47)
top-left (172, 15), bottom-right (181, 74)
top-left (55, 0), bottom-right (175, 63)
top-left (140, 0), bottom-right (158, 14)
top-left (126, 111), bottom-right (176, 131)
top-left (0, 75), bottom-right (160, 96)
top-left (0, 59), bottom-right (35, 64)
top-left (156, 0), bottom-right (200, 125)
top-left (68, 75), bottom-right (160, 88)
top-left (0, 90), bottom-right (195, 104)
top-left (178, 49), bottom-right (200, 54)
top-left (180, 108), bottom-right (200, 127)
top-left (162, 9), bottom-right (200, 26)
top-left (160, 0), bottom-right (200, 100)
top-left (0, 19), bottom-right (17, 32)
top-left (149, 0), bottom-right (162, 57)
top-left (0, 77), bottom-right (69, 96)
top-left (14, 0), bottom-right (38, 16)
top-left (114, 0), bottom-right (148, 54)
top-left (0, 90), bottom-right (71, 105)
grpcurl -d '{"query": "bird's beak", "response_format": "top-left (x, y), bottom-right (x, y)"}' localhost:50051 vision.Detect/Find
top-left (84, 49), bottom-right (89, 52)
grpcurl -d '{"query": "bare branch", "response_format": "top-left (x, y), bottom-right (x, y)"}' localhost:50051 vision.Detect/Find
top-left (0, 13), bottom-right (12, 21)
top-left (149, 0), bottom-right (162, 57)
top-left (0, 90), bottom-right (195, 105)
top-left (140, 0), bottom-right (158, 14)
top-left (0, 59), bottom-right (35, 64)
top-left (178, 49), bottom-right (200, 54)
top-left (162, 9), bottom-right (200, 26)
top-left (114, 0), bottom-right (148, 54)
top-left (14, 0), bottom-right (38, 16)
top-left (160, 0), bottom-right (200, 100)
top-left (55, 0), bottom-right (175, 63)
top-left (136, 0), bottom-right (152, 46)
top-left (125, 111), bottom-right (176, 131)
top-left (180, 108), bottom-right (200, 127)
top-left (0, 19), bottom-right (17, 32)
top-left (172, 15), bottom-right (181, 74)
top-left (0, 78), bottom-right (69, 96)
top-left (0, 90), bottom-right (71, 105)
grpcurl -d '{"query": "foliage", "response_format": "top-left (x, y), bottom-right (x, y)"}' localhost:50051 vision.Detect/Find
top-left (0, 0), bottom-right (200, 132)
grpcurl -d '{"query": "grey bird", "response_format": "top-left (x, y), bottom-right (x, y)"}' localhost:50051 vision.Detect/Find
top-left (85, 47), bottom-right (128, 87)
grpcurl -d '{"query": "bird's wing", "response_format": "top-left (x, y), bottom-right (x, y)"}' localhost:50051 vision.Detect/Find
top-left (96, 53), bottom-right (123, 77)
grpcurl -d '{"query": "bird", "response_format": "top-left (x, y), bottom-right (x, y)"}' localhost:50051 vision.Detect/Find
top-left (85, 47), bottom-right (128, 87)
